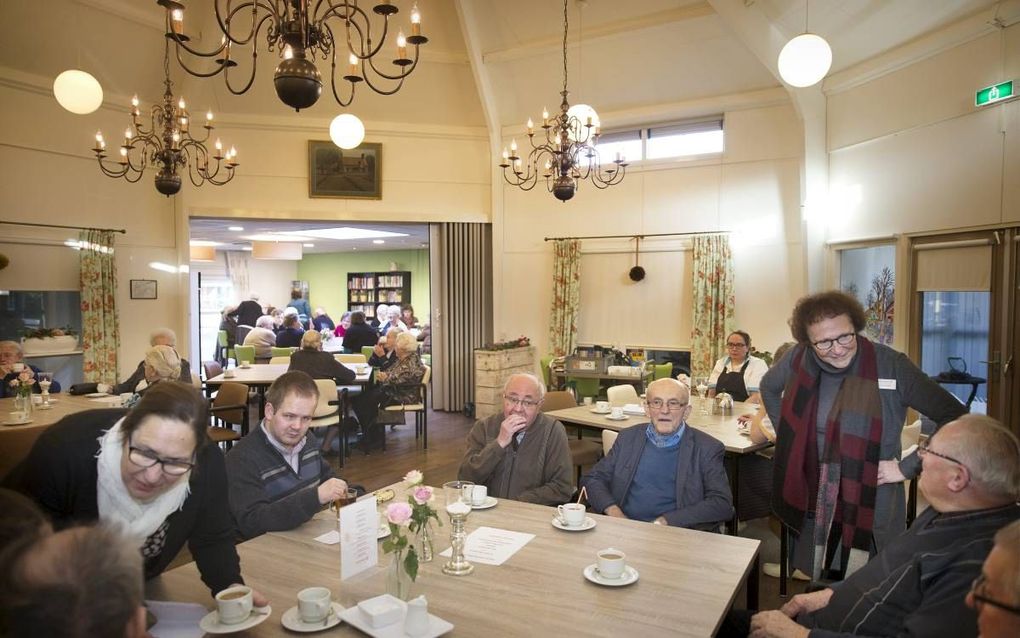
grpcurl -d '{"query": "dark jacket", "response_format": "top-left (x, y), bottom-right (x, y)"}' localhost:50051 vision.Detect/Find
top-left (288, 349), bottom-right (356, 384)
top-left (342, 322), bottom-right (379, 354)
top-left (234, 300), bottom-right (263, 328)
top-left (582, 424), bottom-right (734, 530)
top-left (114, 359), bottom-right (192, 395)
top-left (12, 409), bottom-right (242, 595)
top-left (275, 327), bottom-right (305, 349)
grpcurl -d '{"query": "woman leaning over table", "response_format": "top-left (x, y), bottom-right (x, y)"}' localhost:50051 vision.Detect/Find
top-left (707, 330), bottom-right (768, 404)
top-left (11, 382), bottom-right (268, 604)
top-left (760, 290), bottom-right (966, 581)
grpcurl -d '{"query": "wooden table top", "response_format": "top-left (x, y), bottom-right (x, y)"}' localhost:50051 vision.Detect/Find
top-left (0, 393), bottom-right (112, 433)
top-left (545, 399), bottom-right (771, 455)
top-left (206, 364), bottom-right (373, 387)
top-left (148, 482), bottom-right (759, 637)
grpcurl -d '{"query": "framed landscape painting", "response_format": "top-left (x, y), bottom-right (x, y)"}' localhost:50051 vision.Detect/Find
top-left (308, 141), bottom-right (382, 199)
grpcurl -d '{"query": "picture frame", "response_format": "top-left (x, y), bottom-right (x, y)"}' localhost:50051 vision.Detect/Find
top-left (308, 141), bottom-right (382, 199)
top-left (129, 279), bottom-right (157, 300)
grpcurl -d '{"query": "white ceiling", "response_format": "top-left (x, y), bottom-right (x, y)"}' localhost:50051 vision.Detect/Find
top-left (189, 219), bottom-right (430, 254)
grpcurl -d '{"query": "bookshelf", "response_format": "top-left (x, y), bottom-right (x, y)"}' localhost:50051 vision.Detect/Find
top-left (347, 271), bottom-right (412, 318)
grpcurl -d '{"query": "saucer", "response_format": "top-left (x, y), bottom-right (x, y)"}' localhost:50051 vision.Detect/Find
top-left (281, 603), bottom-right (344, 632)
top-left (605, 414), bottom-right (629, 421)
top-left (84, 392), bottom-right (109, 398)
top-left (470, 496), bottom-right (498, 510)
top-left (551, 516), bottom-right (596, 532)
top-left (589, 408), bottom-right (611, 415)
top-left (2, 418), bottom-right (32, 426)
top-left (198, 606), bottom-right (272, 634)
top-left (340, 596), bottom-right (453, 638)
top-left (583, 564), bottom-right (639, 587)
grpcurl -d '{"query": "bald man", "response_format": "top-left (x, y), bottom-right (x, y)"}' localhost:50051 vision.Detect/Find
top-left (967, 520), bottom-right (1020, 638)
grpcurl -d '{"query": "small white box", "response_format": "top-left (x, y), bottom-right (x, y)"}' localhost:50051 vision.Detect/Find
top-left (357, 594), bottom-right (403, 628)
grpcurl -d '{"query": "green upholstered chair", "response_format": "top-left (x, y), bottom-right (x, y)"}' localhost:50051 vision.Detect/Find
top-left (567, 377), bottom-right (601, 401)
top-left (233, 345), bottom-right (256, 365)
top-left (361, 346), bottom-right (375, 360)
top-left (271, 346), bottom-right (297, 357)
top-left (539, 354), bottom-right (555, 389)
top-left (654, 362), bottom-right (673, 380)
top-left (216, 330), bottom-right (234, 364)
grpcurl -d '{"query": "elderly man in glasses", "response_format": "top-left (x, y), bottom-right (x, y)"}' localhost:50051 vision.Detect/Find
top-left (720, 414), bottom-right (1019, 638)
top-left (580, 378), bottom-right (733, 530)
top-left (968, 519), bottom-right (1020, 638)
top-left (458, 373), bottom-right (573, 506)
top-left (759, 291), bottom-right (966, 581)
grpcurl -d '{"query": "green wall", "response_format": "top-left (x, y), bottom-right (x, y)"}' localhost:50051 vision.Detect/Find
top-left (297, 249), bottom-right (431, 321)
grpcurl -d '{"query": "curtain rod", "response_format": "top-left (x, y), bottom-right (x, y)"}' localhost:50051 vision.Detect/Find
top-left (543, 230), bottom-right (730, 242)
top-left (0, 221), bottom-right (127, 234)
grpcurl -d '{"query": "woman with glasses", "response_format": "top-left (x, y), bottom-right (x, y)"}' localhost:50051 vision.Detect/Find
top-left (351, 331), bottom-right (425, 450)
top-left (12, 382), bottom-right (268, 604)
top-left (760, 290), bottom-right (966, 582)
top-left (707, 330), bottom-right (769, 403)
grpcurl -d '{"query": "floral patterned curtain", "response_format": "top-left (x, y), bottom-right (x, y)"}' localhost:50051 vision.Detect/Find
top-left (548, 239), bottom-right (581, 356)
top-left (691, 234), bottom-right (734, 377)
top-left (79, 229), bottom-right (119, 384)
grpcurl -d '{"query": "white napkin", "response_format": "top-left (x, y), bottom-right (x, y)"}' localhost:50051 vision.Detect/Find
top-left (314, 530), bottom-right (341, 545)
top-left (146, 600), bottom-right (207, 638)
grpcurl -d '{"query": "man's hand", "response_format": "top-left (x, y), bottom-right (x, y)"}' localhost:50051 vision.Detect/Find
top-left (496, 414), bottom-right (528, 448)
top-left (779, 588), bottom-right (833, 618)
top-left (877, 460), bottom-right (906, 485)
top-left (749, 610), bottom-right (809, 638)
top-left (317, 478), bottom-right (350, 505)
top-left (737, 413), bottom-right (753, 425)
top-left (604, 505), bottom-right (628, 519)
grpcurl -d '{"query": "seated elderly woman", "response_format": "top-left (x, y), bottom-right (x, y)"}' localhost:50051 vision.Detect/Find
top-left (114, 328), bottom-right (191, 394)
top-left (312, 307), bottom-right (335, 333)
top-left (116, 345), bottom-right (182, 401)
top-left (378, 306), bottom-right (407, 336)
top-left (333, 311), bottom-right (352, 338)
top-left (351, 332), bottom-right (425, 450)
top-left (0, 341), bottom-right (62, 397)
top-left (11, 382), bottom-right (268, 603)
top-left (243, 315), bottom-right (277, 362)
top-left (274, 313), bottom-right (305, 349)
top-left (289, 331), bottom-right (357, 453)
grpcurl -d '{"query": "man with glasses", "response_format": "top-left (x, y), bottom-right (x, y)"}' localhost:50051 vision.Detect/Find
top-left (721, 414), bottom-right (1019, 638)
top-left (759, 291), bottom-right (965, 581)
top-left (458, 373), bottom-right (573, 505)
top-left (968, 520), bottom-right (1020, 638)
top-left (581, 378), bottom-right (733, 529)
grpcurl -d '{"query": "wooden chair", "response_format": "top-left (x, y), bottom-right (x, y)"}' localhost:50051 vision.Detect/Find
top-left (208, 381), bottom-right (249, 449)
top-left (233, 345), bottom-right (256, 365)
top-left (269, 356), bottom-right (292, 365)
top-left (271, 346), bottom-right (297, 358)
top-left (203, 360), bottom-right (223, 381)
top-left (336, 353), bottom-right (368, 364)
top-left (543, 390), bottom-right (602, 484)
top-left (606, 384), bottom-right (639, 406)
top-left (381, 365), bottom-right (432, 448)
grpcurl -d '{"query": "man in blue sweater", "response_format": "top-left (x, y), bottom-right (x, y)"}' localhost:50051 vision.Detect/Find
top-left (225, 371), bottom-right (350, 539)
top-left (581, 378), bottom-right (734, 530)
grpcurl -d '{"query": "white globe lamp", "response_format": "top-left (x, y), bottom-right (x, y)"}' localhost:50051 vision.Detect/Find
top-left (329, 113), bottom-right (366, 149)
top-left (777, 33), bottom-right (832, 88)
top-left (53, 70), bottom-right (104, 114)
top-left (566, 103), bottom-right (599, 142)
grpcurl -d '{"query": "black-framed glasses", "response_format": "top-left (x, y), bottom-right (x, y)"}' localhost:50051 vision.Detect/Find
top-left (503, 395), bottom-right (541, 409)
top-left (970, 573), bottom-right (1020, 615)
top-left (127, 439), bottom-right (195, 476)
top-left (811, 332), bottom-right (857, 352)
top-left (917, 439), bottom-right (967, 468)
top-left (645, 398), bottom-right (688, 412)
top-left (725, 341), bottom-right (747, 348)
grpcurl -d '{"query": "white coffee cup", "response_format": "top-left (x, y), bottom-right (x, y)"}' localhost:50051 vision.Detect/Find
top-left (297, 586), bottom-right (332, 623)
top-left (215, 585), bottom-right (253, 625)
top-left (596, 548), bottom-right (626, 579)
top-left (471, 485), bottom-right (488, 506)
top-left (557, 502), bottom-right (586, 527)
top-left (240, 362), bottom-right (251, 369)
top-left (223, 369), bottom-right (236, 378)
top-left (610, 406), bottom-right (624, 419)
top-left (582, 396), bottom-right (593, 406)
top-left (595, 400), bottom-right (609, 413)
top-left (30, 394), bottom-right (42, 405)
top-left (11, 363), bottom-right (24, 373)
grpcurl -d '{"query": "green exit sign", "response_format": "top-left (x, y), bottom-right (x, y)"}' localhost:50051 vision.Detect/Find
top-left (975, 80), bottom-right (1015, 107)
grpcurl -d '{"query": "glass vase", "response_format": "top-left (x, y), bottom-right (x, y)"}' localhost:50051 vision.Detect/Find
top-left (416, 521), bottom-right (434, 563)
top-left (386, 550), bottom-right (413, 601)
top-left (14, 391), bottom-right (32, 416)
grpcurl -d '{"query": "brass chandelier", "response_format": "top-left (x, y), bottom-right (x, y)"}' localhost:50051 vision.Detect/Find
top-left (499, 0), bottom-right (627, 202)
top-left (92, 41), bottom-right (238, 196)
top-left (157, 0), bottom-right (428, 112)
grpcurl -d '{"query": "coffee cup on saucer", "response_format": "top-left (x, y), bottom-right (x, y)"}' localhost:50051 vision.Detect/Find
top-left (596, 548), bottom-right (626, 579)
top-left (223, 368), bottom-right (236, 378)
top-left (610, 406), bottom-right (625, 419)
top-left (582, 396), bottom-right (593, 406)
top-left (240, 362), bottom-right (251, 369)
top-left (31, 394), bottom-right (42, 406)
top-left (557, 502), bottom-right (586, 527)
top-left (216, 585), bottom-right (253, 624)
top-left (471, 485), bottom-right (488, 506)
top-left (297, 587), bottom-right (332, 624)
top-left (595, 400), bottom-right (610, 413)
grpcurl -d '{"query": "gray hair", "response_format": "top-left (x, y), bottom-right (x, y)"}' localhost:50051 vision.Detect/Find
top-left (0, 340), bottom-right (23, 356)
top-left (943, 414), bottom-right (1020, 501)
top-left (993, 520), bottom-right (1020, 605)
top-left (283, 306), bottom-right (299, 317)
top-left (301, 330), bottom-right (322, 350)
top-left (149, 328), bottom-right (177, 347)
top-left (144, 345), bottom-right (182, 381)
top-left (388, 307), bottom-right (402, 321)
top-left (255, 315), bottom-right (276, 329)
top-left (395, 331), bottom-right (418, 354)
top-left (503, 373), bottom-right (545, 401)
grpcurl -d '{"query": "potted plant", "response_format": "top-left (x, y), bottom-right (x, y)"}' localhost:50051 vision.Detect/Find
top-left (21, 326), bottom-right (79, 355)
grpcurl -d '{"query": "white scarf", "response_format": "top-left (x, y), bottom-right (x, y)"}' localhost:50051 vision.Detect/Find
top-left (96, 419), bottom-right (191, 546)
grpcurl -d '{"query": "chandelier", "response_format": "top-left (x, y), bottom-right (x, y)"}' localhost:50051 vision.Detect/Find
top-left (498, 0), bottom-right (626, 202)
top-left (157, 0), bottom-right (428, 112)
top-left (92, 41), bottom-right (238, 196)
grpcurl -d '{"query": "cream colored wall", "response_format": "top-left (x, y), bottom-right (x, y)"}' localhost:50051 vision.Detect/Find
top-left (493, 103), bottom-right (805, 358)
top-left (246, 258), bottom-right (298, 310)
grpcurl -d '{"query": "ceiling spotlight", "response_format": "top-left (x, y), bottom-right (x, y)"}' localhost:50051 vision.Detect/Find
top-left (372, 239), bottom-right (385, 244)
top-left (228, 225), bottom-right (244, 231)
top-left (303, 243), bottom-right (314, 247)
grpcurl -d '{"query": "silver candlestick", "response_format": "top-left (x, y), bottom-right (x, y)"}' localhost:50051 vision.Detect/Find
top-left (442, 481), bottom-right (474, 576)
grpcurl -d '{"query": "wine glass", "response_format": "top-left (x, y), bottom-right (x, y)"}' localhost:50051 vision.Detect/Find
top-left (37, 372), bottom-right (54, 408)
top-left (694, 376), bottom-right (709, 414)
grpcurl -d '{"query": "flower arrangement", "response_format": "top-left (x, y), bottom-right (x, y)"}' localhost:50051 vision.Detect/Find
top-left (21, 326), bottom-right (78, 339)
top-left (479, 336), bottom-right (531, 351)
top-left (7, 365), bottom-right (34, 399)
top-left (382, 470), bottom-right (443, 589)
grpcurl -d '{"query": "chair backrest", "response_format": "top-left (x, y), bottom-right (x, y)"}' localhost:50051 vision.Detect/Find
top-left (541, 390), bottom-right (577, 412)
top-left (203, 360), bottom-right (223, 380)
top-left (654, 362), bottom-right (673, 380)
top-left (213, 382), bottom-right (249, 426)
top-left (271, 346), bottom-right (296, 357)
top-left (336, 353), bottom-right (367, 364)
top-left (606, 384), bottom-right (639, 406)
top-left (568, 377), bottom-right (601, 399)
top-left (217, 330), bottom-right (228, 348)
top-left (361, 346), bottom-right (375, 359)
top-left (312, 379), bottom-right (339, 420)
top-left (421, 364), bottom-right (432, 387)
top-left (269, 356), bottom-right (292, 365)
top-left (539, 354), bottom-right (554, 388)
top-left (901, 419), bottom-right (922, 453)
top-left (602, 430), bottom-right (619, 456)
top-left (234, 345), bottom-right (256, 364)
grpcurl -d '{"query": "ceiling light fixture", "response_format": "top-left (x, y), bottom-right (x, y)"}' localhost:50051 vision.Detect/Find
top-left (228, 225), bottom-right (244, 231)
top-left (498, 0), bottom-right (627, 202)
top-left (92, 40), bottom-right (238, 196)
top-left (372, 239), bottom-right (385, 244)
top-left (330, 113), bottom-right (366, 149)
top-left (53, 70), bottom-right (104, 115)
top-left (777, 0), bottom-right (832, 88)
top-left (158, 0), bottom-right (428, 112)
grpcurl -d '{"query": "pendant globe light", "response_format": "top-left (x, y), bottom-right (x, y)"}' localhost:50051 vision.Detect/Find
top-left (329, 113), bottom-right (366, 149)
top-left (53, 70), bottom-right (104, 114)
top-left (777, 0), bottom-right (832, 88)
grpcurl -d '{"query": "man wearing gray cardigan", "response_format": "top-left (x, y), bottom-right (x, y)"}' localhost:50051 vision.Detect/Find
top-left (458, 373), bottom-right (574, 506)
top-left (226, 371), bottom-right (350, 540)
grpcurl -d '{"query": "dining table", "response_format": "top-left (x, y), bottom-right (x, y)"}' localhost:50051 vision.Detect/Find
top-left (147, 481), bottom-right (761, 637)
top-left (205, 363), bottom-right (374, 417)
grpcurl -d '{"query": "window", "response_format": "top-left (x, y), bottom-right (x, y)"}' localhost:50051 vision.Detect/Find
top-left (596, 130), bottom-right (642, 166)
top-left (0, 291), bottom-right (82, 342)
top-left (596, 116), bottom-right (724, 163)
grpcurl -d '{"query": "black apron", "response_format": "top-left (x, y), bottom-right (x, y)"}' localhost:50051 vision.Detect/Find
top-left (714, 359), bottom-right (750, 402)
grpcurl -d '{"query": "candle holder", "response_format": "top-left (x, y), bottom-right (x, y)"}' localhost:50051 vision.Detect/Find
top-left (37, 372), bottom-right (53, 410)
top-left (441, 480), bottom-right (474, 576)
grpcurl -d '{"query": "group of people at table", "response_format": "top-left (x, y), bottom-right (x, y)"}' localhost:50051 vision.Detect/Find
top-left (0, 290), bottom-right (1018, 638)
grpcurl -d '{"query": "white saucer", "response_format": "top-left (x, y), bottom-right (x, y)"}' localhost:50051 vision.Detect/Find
top-left (471, 496), bottom-right (498, 510)
top-left (605, 414), bottom-right (629, 421)
top-left (583, 564), bottom-right (639, 587)
top-left (198, 606), bottom-right (272, 634)
top-left (589, 408), bottom-right (611, 415)
top-left (2, 419), bottom-right (31, 426)
top-left (551, 516), bottom-right (596, 532)
top-left (281, 603), bottom-right (344, 632)
top-left (84, 392), bottom-right (109, 398)
top-left (339, 595), bottom-right (453, 638)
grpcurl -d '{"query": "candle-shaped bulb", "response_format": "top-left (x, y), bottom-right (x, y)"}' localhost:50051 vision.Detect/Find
top-left (215, 139), bottom-right (222, 151)
top-left (526, 118), bottom-right (534, 134)
top-left (229, 146), bottom-right (236, 158)
top-left (95, 131), bottom-right (103, 143)
top-left (542, 107), bottom-right (549, 122)
top-left (411, 3), bottom-right (421, 36)
top-left (171, 8), bottom-right (183, 35)
top-left (124, 128), bottom-right (132, 140)
top-left (348, 52), bottom-right (358, 76)
top-left (283, 45), bottom-right (294, 60)
top-left (510, 138), bottom-right (517, 152)
top-left (206, 110), bottom-right (213, 122)
top-left (501, 148), bottom-right (509, 161)
top-left (119, 147), bottom-right (127, 158)
top-left (178, 97), bottom-right (186, 110)
top-left (397, 31), bottom-right (407, 58)
top-left (131, 94), bottom-right (139, 107)
top-left (172, 132), bottom-right (180, 144)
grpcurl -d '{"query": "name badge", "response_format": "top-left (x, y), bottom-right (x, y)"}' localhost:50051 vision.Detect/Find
top-left (878, 378), bottom-right (897, 390)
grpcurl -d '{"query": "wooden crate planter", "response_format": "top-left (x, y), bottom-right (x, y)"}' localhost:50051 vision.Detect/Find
top-left (474, 346), bottom-right (536, 419)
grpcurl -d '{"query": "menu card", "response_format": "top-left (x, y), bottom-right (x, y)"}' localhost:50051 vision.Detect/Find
top-left (339, 496), bottom-right (379, 580)
top-left (438, 526), bottom-right (534, 566)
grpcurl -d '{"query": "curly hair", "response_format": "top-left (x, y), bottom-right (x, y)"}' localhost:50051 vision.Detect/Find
top-left (788, 290), bottom-right (866, 344)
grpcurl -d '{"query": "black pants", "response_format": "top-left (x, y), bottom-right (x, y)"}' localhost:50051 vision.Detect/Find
top-left (716, 609), bottom-right (754, 638)
top-left (351, 386), bottom-right (385, 449)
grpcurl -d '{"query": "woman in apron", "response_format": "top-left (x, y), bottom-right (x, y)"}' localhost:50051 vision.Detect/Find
top-left (707, 330), bottom-right (769, 403)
